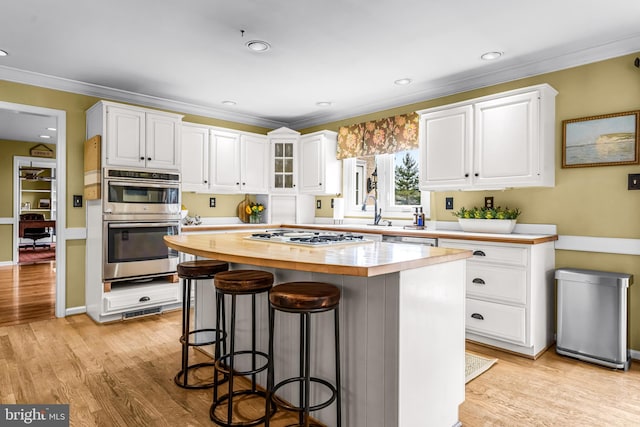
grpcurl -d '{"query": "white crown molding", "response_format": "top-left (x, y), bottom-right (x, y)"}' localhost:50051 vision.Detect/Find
top-left (288, 34), bottom-right (640, 129)
top-left (1, 33), bottom-right (639, 130)
top-left (0, 66), bottom-right (288, 130)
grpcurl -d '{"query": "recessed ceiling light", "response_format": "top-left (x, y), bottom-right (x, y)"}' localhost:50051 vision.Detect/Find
top-left (394, 78), bottom-right (413, 86)
top-left (246, 40), bottom-right (271, 52)
top-left (39, 135), bottom-right (51, 139)
top-left (0, 50), bottom-right (7, 57)
top-left (316, 101), bottom-right (332, 107)
top-left (481, 51), bottom-right (503, 61)
top-left (47, 127), bottom-right (57, 131)
top-left (222, 100), bottom-right (237, 106)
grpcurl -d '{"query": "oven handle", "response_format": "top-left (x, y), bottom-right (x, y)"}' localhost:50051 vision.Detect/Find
top-left (107, 222), bottom-right (179, 229)
top-left (106, 180), bottom-right (179, 189)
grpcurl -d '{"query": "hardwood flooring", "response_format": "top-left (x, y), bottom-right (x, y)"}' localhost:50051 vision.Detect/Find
top-left (0, 261), bottom-right (56, 327)
top-left (1, 269), bottom-right (639, 426)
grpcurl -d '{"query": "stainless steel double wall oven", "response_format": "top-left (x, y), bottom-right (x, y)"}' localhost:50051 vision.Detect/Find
top-left (102, 168), bottom-right (181, 282)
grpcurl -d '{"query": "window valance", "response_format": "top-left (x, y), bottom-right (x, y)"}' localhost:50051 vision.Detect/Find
top-left (337, 112), bottom-right (419, 159)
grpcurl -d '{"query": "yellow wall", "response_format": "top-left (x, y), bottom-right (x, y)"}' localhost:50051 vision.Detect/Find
top-left (303, 52), bottom-right (640, 348)
top-left (2, 52), bottom-right (640, 348)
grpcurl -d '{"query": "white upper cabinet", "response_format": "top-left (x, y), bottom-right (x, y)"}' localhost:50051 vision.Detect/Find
top-left (299, 130), bottom-right (341, 195)
top-left (210, 129), bottom-right (242, 193)
top-left (239, 133), bottom-right (269, 194)
top-left (86, 101), bottom-right (183, 171)
top-left (181, 123), bottom-right (210, 192)
top-left (181, 124), bottom-right (268, 194)
top-left (268, 127), bottom-right (300, 193)
top-left (418, 84), bottom-right (557, 191)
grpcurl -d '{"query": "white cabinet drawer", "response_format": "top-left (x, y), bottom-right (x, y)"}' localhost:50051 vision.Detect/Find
top-left (440, 239), bottom-right (528, 266)
top-left (466, 298), bottom-right (526, 345)
top-left (467, 264), bottom-right (527, 304)
top-left (104, 284), bottom-right (179, 313)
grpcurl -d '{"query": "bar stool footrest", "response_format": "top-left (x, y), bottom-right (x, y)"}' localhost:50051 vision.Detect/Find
top-left (271, 376), bottom-right (337, 413)
top-left (210, 389), bottom-right (276, 427)
top-left (180, 328), bottom-right (226, 347)
top-left (174, 361), bottom-right (229, 389)
top-left (215, 350), bottom-right (270, 377)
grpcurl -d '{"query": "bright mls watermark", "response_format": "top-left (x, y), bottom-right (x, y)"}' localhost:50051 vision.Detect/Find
top-left (1, 405), bottom-right (69, 426)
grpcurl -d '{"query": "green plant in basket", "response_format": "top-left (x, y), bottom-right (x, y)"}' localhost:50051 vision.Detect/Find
top-left (452, 206), bottom-right (521, 220)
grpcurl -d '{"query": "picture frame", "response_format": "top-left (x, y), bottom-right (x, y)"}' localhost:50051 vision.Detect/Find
top-left (562, 110), bottom-right (640, 168)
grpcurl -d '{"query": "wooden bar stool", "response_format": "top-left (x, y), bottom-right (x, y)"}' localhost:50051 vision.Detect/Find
top-left (210, 269), bottom-right (275, 427)
top-left (174, 259), bottom-right (229, 389)
top-left (266, 282), bottom-right (342, 427)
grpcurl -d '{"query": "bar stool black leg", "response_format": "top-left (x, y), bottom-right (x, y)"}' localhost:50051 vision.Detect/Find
top-left (334, 307), bottom-right (342, 427)
top-left (179, 278), bottom-right (192, 388)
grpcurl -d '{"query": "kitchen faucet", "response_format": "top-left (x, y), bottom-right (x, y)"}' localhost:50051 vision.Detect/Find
top-left (362, 194), bottom-right (382, 225)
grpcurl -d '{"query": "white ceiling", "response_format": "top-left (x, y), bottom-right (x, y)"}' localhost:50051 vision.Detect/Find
top-left (1, 0), bottom-right (639, 144)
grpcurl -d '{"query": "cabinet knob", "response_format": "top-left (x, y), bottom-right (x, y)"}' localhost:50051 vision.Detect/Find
top-left (139, 296), bottom-right (150, 302)
top-left (472, 250), bottom-right (486, 256)
top-left (472, 278), bottom-right (486, 285)
top-left (204, 180), bottom-right (208, 184)
top-left (140, 156), bottom-right (145, 160)
top-left (147, 157), bottom-right (152, 161)
top-left (242, 182), bottom-right (246, 186)
top-left (474, 173), bottom-right (479, 177)
top-left (236, 182), bottom-right (240, 185)
top-left (471, 313), bottom-right (484, 320)
top-left (319, 182), bottom-right (322, 186)
top-left (464, 173), bottom-right (469, 178)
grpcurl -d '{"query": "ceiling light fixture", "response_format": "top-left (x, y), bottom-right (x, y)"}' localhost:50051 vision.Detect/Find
top-left (246, 40), bottom-right (271, 52)
top-left (316, 101), bottom-right (332, 107)
top-left (221, 100), bottom-right (237, 106)
top-left (47, 127), bottom-right (57, 131)
top-left (481, 51), bottom-right (503, 61)
top-left (394, 78), bottom-right (413, 86)
top-left (39, 135), bottom-right (51, 139)
top-left (0, 49), bottom-right (7, 57)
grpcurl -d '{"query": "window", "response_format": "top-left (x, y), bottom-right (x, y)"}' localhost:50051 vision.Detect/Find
top-left (342, 149), bottom-right (429, 219)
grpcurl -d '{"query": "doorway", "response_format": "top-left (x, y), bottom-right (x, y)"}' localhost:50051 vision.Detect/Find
top-left (0, 101), bottom-right (67, 319)
top-left (15, 157), bottom-right (57, 264)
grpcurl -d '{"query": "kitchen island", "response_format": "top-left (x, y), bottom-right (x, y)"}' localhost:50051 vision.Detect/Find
top-left (165, 232), bottom-right (471, 427)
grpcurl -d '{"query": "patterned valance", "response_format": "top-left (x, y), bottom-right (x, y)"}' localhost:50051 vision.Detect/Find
top-left (337, 112), bottom-right (419, 159)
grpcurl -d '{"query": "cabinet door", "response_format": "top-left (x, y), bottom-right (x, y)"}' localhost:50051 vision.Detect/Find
top-left (210, 129), bottom-right (241, 193)
top-left (181, 125), bottom-right (209, 192)
top-left (146, 112), bottom-right (180, 170)
top-left (474, 91), bottom-right (538, 187)
top-left (271, 139), bottom-right (297, 192)
top-left (419, 105), bottom-right (472, 190)
top-left (300, 133), bottom-right (324, 193)
top-left (240, 134), bottom-right (268, 194)
top-left (105, 105), bottom-right (145, 167)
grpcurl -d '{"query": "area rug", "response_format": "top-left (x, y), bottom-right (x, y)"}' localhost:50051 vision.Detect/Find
top-left (19, 244), bottom-right (56, 264)
top-left (465, 352), bottom-right (498, 383)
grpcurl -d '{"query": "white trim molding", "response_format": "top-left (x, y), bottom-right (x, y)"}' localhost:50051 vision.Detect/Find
top-left (0, 217), bottom-right (13, 224)
top-left (65, 228), bottom-right (87, 240)
top-left (555, 235), bottom-right (640, 256)
top-left (66, 306), bottom-right (87, 316)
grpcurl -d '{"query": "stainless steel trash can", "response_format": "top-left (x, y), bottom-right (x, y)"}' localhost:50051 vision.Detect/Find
top-left (555, 268), bottom-right (633, 370)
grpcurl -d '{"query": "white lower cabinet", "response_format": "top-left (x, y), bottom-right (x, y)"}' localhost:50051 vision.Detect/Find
top-left (440, 238), bottom-right (555, 358)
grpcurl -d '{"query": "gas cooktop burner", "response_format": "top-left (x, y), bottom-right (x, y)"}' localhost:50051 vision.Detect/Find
top-left (248, 230), bottom-right (368, 246)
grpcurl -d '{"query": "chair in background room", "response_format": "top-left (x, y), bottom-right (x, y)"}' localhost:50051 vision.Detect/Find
top-left (20, 213), bottom-right (51, 250)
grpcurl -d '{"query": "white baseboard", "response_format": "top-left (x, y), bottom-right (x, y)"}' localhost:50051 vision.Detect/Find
top-left (65, 306), bottom-right (86, 316)
top-left (631, 349), bottom-right (640, 360)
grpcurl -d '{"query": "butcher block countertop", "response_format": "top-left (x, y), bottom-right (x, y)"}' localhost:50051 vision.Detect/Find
top-left (164, 232), bottom-right (471, 277)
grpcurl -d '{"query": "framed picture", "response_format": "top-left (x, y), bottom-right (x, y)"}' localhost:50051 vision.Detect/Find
top-left (562, 110), bottom-right (640, 168)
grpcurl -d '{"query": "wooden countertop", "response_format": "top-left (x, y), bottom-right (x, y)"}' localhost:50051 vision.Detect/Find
top-left (164, 232), bottom-right (471, 277)
top-left (181, 223), bottom-right (558, 245)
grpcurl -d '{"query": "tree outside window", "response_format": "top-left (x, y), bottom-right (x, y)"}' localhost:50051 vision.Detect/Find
top-left (394, 151), bottom-right (420, 205)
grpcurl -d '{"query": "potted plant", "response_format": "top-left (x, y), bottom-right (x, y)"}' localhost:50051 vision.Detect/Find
top-left (452, 206), bottom-right (521, 233)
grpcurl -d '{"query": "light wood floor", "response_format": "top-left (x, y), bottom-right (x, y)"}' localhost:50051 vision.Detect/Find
top-left (0, 261), bottom-right (56, 327)
top-left (2, 265), bottom-right (639, 426)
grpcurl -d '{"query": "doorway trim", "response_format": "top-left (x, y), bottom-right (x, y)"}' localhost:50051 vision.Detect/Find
top-left (2, 101), bottom-right (66, 318)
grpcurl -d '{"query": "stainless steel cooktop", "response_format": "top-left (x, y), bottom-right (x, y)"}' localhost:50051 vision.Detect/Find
top-left (247, 229), bottom-right (369, 246)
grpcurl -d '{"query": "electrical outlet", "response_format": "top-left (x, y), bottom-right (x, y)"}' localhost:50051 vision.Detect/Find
top-left (628, 174), bottom-right (640, 190)
top-left (445, 197), bottom-right (453, 210)
top-left (209, 197), bottom-right (216, 207)
top-left (485, 196), bottom-right (494, 208)
top-left (316, 200), bottom-right (322, 209)
top-left (73, 195), bottom-right (82, 208)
